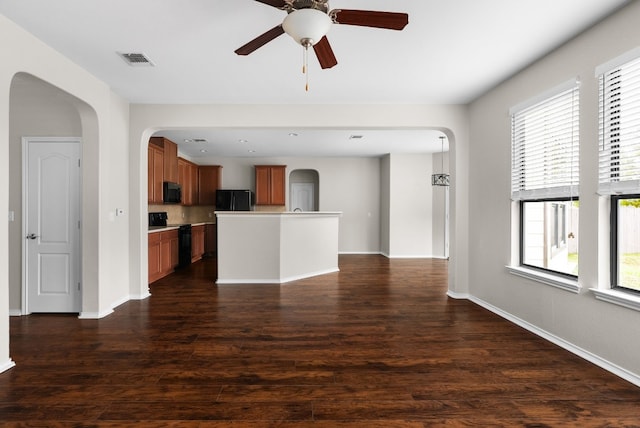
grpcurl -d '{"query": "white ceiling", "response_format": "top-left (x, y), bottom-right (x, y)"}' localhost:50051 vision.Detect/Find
top-left (0, 0), bottom-right (630, 157)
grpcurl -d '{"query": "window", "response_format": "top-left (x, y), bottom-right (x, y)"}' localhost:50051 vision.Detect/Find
top-left (511, 81), bottom-right (580, 277)
top-left (611, 195), bottom-right (640, 293)
top-left (599, 52), bottom-right (640, 293)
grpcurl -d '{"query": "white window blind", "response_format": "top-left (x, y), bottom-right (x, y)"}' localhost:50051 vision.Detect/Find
top-left (511, 84), bottom-right (580, 200)
top-left (598, 54), bottom-right (640, 195)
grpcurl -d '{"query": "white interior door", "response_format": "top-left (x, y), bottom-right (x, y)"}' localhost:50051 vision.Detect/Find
top-left (23, 138), bottom-right (81, 313)
top-left (291, 183), bottom-right (315, 212)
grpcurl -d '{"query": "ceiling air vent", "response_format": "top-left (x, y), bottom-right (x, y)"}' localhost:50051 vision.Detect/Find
top-left (118, 52), bottom-right (155, 66)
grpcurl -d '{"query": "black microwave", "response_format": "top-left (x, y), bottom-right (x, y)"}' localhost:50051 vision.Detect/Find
top-left (163, 181), bottom-right (181, 204)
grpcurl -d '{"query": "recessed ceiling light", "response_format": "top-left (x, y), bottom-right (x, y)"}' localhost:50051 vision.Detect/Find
top-left (184, 139), bottom-right (193, 143)
top-left (200, 149), bottom-right (208, 153)
top-left (248, 149), bottom-right (256, 153)
top-left (349, 135), bottom-right (364, 140)
top-left (288, 133), bottom-right (299, 137)
top-left (239, 139), bottom-right (248, 143)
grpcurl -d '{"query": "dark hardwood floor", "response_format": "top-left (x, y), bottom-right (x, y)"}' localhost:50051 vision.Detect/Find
top-left (2, 255), bottom-right (639, 427)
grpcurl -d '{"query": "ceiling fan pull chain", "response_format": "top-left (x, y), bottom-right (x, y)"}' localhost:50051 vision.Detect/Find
top-left (303, 44), bottom-right (310, 91)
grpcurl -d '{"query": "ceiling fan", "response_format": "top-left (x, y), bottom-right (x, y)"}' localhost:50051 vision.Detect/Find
top-left (235, 0), bottom-right (409, 71)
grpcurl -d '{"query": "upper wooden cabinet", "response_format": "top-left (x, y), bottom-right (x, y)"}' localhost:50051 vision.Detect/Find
top-left (178, 157), bottom-right (197, 206)
top-left (163, 139), bottom-right (178, 183)
top-left (149, 137), bottom-right (178, 183)
top-left (148, 144), bottom-right (164, 204)
top-left (255, 165), bottom-right (286, 206)
top-left (148, 137), bottom-right (179, 204)
top-left (198, 166), bottom-right (222, 206)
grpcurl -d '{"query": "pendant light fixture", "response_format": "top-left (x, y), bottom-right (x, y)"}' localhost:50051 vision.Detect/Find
top-left (431, 136), bottom-right (450, 186)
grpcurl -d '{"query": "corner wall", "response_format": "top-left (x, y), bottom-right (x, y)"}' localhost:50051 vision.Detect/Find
top-left (468, 1), bottom-right (640, 380)
top-left (0, 13), bottom-right (131, 373)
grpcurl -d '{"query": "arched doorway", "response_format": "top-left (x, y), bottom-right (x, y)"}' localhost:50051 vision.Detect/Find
top-left (289, 169), bottom-right (319, 212)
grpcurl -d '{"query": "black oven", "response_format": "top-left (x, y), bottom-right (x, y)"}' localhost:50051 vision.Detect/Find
top-left (178, 224), bottom-right (192, 268)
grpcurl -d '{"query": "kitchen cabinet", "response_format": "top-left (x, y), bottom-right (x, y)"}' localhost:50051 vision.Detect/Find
top-left (148, 144), bottom-right (164, 204)
top-left (148, 232), bottom-right (162, 282)
top-left (148, 230), bottom-right (179, 283)
top-left (178, 157), bottom-right (199, 206)
top-left (255, 165), bottom-right (286, 206)
top-left (191, 225), bottom-right (205, 263)
top-left (163, 139), bottom-right (178, 183)
top-left (198, 165), bottom-right (221, 205)
top-left (148, 137), bottom-right (179, 204)
top-left (205, 223), bottom-right (216, 256)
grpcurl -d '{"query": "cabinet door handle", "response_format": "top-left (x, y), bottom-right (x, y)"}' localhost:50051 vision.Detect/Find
top-left (26, 233), bottom-right (39, 240)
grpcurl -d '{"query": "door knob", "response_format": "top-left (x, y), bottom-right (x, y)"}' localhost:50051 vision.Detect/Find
top-left (26, 233), bottom-right (38, 240)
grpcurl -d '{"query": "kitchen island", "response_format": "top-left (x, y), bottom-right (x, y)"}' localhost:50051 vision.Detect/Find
top-left (215, 211), bottom-right (341, 284)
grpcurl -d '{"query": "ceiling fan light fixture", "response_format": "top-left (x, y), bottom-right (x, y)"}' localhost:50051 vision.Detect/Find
top-left (282, 8), bottom-right (332, 46)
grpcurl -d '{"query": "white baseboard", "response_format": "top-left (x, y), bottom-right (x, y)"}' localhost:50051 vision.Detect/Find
top-left (280, 268), bottom-right (340, 284)
top-left (78, 308), bottom-right (114, 319)
top-left (9, 309), bottom-right (22, 317)
top-left (468, 294), bottom-right (640, 388)
top-left (0, 359), bottom-right (16, 374)
top-left (446, 290), bottom-right (470, 300)
top-left (130, 290), bottom-right (151, 300)
top-left (216, 267), bottom-right (340, 285)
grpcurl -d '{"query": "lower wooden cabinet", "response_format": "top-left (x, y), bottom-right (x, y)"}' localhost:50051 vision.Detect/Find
top-left (148, 230), bottom-right (179, 283)
top-left (205, 223), bottom-right (217, 256)
top-left (148, 232), bottom-right (162, 283)
top-left (191, 225), bottom-right (205, 263)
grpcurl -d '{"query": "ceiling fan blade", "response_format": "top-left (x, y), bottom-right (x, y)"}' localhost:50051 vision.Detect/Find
top-left (235, 25), bottom-right (285, 56)
top-left (313, 36), bottom-right (338, 69)
top-left (254, 0), bottom-right (287, 8)
top-left (333, 10), bottom-right (409, 30)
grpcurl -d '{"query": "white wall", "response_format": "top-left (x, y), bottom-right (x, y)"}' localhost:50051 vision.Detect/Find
top-left (432, 151), bottom-right (450, 258)
top-left (380, 156), bottom-right (391, 256)
top-left (0, 13), bottom-right (131, 372)
top-left (387, 154), bottom-right (434, 258)
top-left (468, 1), bottom-right (640, 380)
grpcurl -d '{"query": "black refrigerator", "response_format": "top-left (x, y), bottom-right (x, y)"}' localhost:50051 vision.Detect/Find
top-left (215, 190), bottom-right (253, 211)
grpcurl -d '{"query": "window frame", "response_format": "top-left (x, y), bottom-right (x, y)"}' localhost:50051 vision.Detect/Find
top-left (519, 197), bottom-right (579, 280)
top-left (610, 194), bottom-right (640, 295)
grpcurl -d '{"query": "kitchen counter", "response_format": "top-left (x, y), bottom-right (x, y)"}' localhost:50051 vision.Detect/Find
top-left (215, 211), bottom-right (341, 284)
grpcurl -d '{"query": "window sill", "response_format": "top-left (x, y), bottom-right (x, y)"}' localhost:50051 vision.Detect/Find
top-left (506, 265), bottom-right (581, 294)
top-left (590, 288), bottom-right (640, 312)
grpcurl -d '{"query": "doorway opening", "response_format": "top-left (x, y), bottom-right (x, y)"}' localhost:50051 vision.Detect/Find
top-left (289, 169), bottom-right (319, 212)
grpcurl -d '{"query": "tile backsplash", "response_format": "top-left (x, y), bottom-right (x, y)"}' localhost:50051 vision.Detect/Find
top-left (148, 205), bottom-right (216, 224)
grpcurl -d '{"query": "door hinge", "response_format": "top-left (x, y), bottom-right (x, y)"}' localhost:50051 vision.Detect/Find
top-left (78, 220), bottom-right (81, 229)
top-left (78, 159), bottom-right (81, 167)
top-left (78, 282), bottom-right (81, 291)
